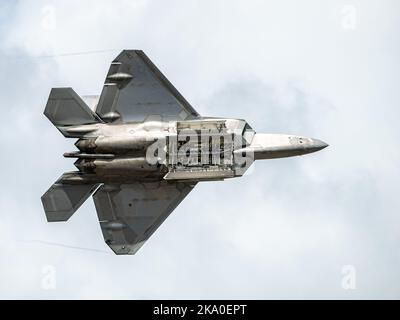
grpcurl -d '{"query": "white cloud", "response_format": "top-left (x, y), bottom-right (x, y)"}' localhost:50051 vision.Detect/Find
top-left (0, 0), bottom-right (399, 299)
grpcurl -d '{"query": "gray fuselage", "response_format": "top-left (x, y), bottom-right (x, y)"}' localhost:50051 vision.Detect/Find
top-left (59, 118), bottom-right (328, 185)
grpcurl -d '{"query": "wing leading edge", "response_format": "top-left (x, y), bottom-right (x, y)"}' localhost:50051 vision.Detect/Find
top-left (92, 180), bottom-right (196, 255)
top-left (95, 50), bottom-right (200, 123)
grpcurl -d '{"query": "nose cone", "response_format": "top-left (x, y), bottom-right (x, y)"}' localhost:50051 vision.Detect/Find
top-left (242, 133), bottom-right (328, 160)
top-left (309, 138), bottom-right (329, 152)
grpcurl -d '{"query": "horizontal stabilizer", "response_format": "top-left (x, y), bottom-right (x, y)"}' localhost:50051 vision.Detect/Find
top-left (44, 88), bottom-right (101, 129)
top-left (41, 174), bottom-right (100, 222)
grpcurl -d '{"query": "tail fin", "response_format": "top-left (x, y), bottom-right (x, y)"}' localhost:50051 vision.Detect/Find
top-left (41, 173), bottom-right (100, 222)
top-left (44, 88), bottom-right (101, 132)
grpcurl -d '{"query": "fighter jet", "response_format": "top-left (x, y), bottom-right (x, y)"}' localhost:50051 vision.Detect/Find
top-left (41, 50), bottom-right (328, 255)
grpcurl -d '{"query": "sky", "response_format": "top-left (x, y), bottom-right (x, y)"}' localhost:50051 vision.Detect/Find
top-left (0, 0), bottom-right (399, 299)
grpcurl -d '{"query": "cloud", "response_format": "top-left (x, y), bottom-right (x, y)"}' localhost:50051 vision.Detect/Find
top-left (0, 0), bottom-right (399, 299)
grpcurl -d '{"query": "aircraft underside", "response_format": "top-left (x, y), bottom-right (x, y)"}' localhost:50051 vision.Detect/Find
top-left (41, 50), bottom-right (327, 255)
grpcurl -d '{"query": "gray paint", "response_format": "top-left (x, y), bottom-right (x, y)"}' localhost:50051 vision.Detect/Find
top-left (42, 50), bottom-right (327, 255)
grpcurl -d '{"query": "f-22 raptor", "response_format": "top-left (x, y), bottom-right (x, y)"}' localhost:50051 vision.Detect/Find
top-left (42, 50), bottom-right (328, 255)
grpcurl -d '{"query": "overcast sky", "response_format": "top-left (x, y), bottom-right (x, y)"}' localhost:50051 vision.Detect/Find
top-left (0, 0), bottom-right (399, 299)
